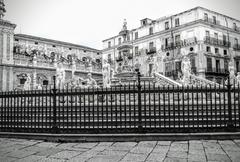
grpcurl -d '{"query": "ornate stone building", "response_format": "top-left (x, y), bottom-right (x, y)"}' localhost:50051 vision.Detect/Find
top-left (102, 7), bottom-right (240, 84)
top-left (0, 0), bottom-right (102, 91)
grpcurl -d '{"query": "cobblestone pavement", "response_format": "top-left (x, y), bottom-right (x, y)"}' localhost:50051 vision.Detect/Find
top-left (0, 138), bottom-right (240, 162)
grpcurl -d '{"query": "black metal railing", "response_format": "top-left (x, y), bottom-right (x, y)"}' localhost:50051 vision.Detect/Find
top-left (161, 37), bottom-right (197, 51)
top-left (146, 47), bottom-right (157, 55)
top-left (204, 37), bottom-right (231, 48)
top-left (205, 68), bottom-right (229, 76)
top-left (0, 74), bottom-right (239, 134)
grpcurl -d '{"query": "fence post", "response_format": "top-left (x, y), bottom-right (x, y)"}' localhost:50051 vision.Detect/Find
top-left (52, 76), bottom-right (58, 133)
top-left (136, 69), bottom-right (142, 132)
top-left (227, 76), bottom-right (234, 130)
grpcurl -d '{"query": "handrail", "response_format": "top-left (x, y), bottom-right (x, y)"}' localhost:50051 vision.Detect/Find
top-left (153, 72), bottom-right (182, 87)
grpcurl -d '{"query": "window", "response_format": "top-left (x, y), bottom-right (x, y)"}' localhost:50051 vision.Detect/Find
top-left (165, 21), bottom-right (169, 30)
top-left (214, 33), bottom-right (218, 40)
top-left (108, 54), bottom-right (111, 59)
top-left (175, 35), bottom-right (180, 42)
top-left (213, 16), bottom-right (216, 24)
top-left (135, 32), bottom-right (138, 39)
top-left (135, 46), bottom-right (139, 55)
top-left (165, 38), bottom-right (169, 46)
top-left (118, 38), bottom-right (121, 45)
top-left (224, 49), bottom-right (227, 55)
top-left (215, 48), bottom-right (219, 54)
top-left (207, 57), bottom-right (212, 71)
top-left (216, 59), bottom-right (220, 72)
top-left (108, 41), bottom-right (111, 48)
top-left (175, 18), bottom-right (180, 27)
top-left (204, 13), bottom-right (208, 21)
top-left (206, 31), bottom-right (210, 37)
top-left (52, 45), bottom-right (56, 47)
top-left (223, 34), bottom-right (227, 45)
top-left (149, 42), bottom-right (154, 49)
top-left (235, 38), bottom-right (239, 45)
top-left (142, 20), bottom-right (146, 26)
top-left (206, 46), bottom-right (211, 52)
top-left (149, 27), bottom-right (153, 35)
top-left (233, 23), bottom-right (237, 30)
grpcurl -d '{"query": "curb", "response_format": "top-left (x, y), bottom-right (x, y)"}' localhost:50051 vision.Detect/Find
top-left (0, 132), bottom-right (240, 142)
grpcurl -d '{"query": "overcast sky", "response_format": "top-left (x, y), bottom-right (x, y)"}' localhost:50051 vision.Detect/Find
top-left (4, 0), bottom-right (240, 50)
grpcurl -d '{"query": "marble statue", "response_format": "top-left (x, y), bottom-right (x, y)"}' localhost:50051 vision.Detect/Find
top-left (23, 74), bottom-right (31, 90)
top-left (102, 59), bottom-right (111, 88)
top-left (122, 19), bottom-right (127, 31)
top-left (56, 62), bottom-right (65, 89)
top-left (85, 73), bottom-right (98, 88)
top-left (181, 55), bottom-right (192, 86)
top-left (227, 59), bottom-right (236, 85)
top-left (236, 72), bottom-right (240, 85)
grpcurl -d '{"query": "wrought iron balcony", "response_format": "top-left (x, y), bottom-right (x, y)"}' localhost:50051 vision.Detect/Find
top-left (161, 37), bottom-right (197, 51)
top-left (205, 68), bottom-right (229, 76)
top-left (204, 37), bottom-right (231, 48)
top-left (146, 47), bottom-right (157, 55)
top-left (233, 44), bottom-right (240, 51)
top-left (204, 18), bottom-right (220, 25)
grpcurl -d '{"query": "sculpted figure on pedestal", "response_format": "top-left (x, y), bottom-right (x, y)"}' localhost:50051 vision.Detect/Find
top-left (181, 56), bottom-right (192, 86)
top-left (56, 62), bottom-right (65, 89)
top-left (102, 59), bottom-right (111, 88)
top-left (85, 73), bottom-right (98, 88)
top-left (23, 74), bottom-right (31, 90)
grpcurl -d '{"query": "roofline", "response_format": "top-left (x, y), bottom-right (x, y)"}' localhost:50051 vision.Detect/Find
top-left (102, 6), bottom-right (240, 43)
top-left (14, 34), bottom-right (102, 53)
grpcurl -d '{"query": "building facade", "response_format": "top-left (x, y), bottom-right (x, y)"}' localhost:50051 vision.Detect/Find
top-left (0, 1), bottom-right (102, 91)
top-left (102, 7), bottom-right (240, 84)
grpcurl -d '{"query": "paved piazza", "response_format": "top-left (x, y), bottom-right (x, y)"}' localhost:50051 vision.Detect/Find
top-left (0, 138), bottom-right (240, 162)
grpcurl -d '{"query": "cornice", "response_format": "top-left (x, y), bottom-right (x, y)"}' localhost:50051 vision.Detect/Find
top-left (103, 19), bottom-right (240, 52)
top-left (0, 19), bottom-right (16, 29)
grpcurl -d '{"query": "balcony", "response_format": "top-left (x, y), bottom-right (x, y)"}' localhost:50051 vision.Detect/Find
top-left (204, 37), bottom-right (231, 48)
top-left (204, 18), bottom-right (220, 25)
top-left (205, 68), bottom-right (229, 76)
top-left (146, 47), bottom-right (157, 55)
top-left (116, 56), bottom-right (123, 62)
top-left (161, 37), bottom-right (197, 51)
top-left (233, 44), bottom-right (240, 51)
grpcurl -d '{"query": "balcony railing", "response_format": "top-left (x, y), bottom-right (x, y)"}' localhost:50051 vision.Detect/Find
top-left (161, 37), bottom-right (197, 51)
top-left (204, 37), bottom-right (231, 48)
top-left (204, 18), bottom-right (220, 25)
top-left (205, 68), bottom-right (229, 75)
top-left (146, 47), bottom-right (157, 55)
top-left (233, 44), bottom-right (240, 51)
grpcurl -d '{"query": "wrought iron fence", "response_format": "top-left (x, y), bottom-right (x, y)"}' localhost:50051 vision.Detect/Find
top-left (0, 74), bottom-right (239, 134)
